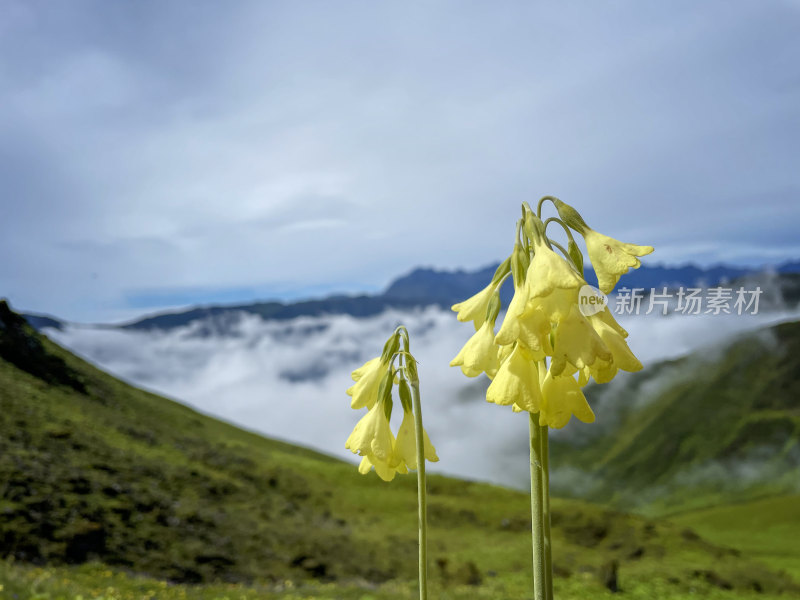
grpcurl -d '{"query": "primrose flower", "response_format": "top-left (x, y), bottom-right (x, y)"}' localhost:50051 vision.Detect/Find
top-left (396, 408), bottom-right (439, 470)
top-left (486, 343), bottom-right (541, 412)
top-left (347, 357), bottom-right (388, 409)
top-left (451, 282), bottom-right (497, 330)
top-left (514, 305), bottom-right (552, 360)
top-left (450, 320), bottom-right (501, 378)
top-left (494, 281), bottom-right (530, 346)
top-left (345, 403), bottom-right (395, 462)
top-left (589, 312), bottom-right (642, 372)
top-left (583, 229), bottom-right (654, 294)
top-left (552, 198), bottom-right (653, 294)
top-left (346, 327), bottom-right (438, 487)
top-left (525, 240), bottom-right (584, 299)
top-left (359, 453), bottom-right (407, 482)
top-left (539, 368), bottom-right (595, 429)
top-left (549, 305), bottom-right (612, 377)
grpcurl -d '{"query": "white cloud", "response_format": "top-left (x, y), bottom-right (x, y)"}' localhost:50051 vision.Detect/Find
top-left (45, 305), bottom-right (800, 489)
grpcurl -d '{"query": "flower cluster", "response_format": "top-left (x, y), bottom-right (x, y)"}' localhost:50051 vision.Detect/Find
top-left (451, 198), bottom-right (653, 428)
top-left (345, 328), bottom-right (439, 481)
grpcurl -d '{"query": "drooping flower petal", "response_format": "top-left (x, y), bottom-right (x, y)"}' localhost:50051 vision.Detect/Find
top-left (584, 229), bottom-right (654, 294)
top-left (359, 454), bottom-right (399, 481)
top-left (450, 321), bottom-right (501, 378)
top-left (525, 241), bottom-right (584, 299)
top-left (451, 282), bottom-right (497, 330)
top-left (486, 343), bottom-right (541, 412)
top-left (539, 370), bottom-right (595, 429)
top-left (550, 305), bottom-right (612, 376)
top-left (589, 313), bottom-right (643, 373)
top-left (494, 283), bottom-right (530, 346)
top-left (346, 357), bottom-right (388, 410)
top-left (396, 409), bottom-right (439, 470)
top-left (345, 404), bottom-right (395, 462)
top-left (516, 304), bottom-right (553, 358)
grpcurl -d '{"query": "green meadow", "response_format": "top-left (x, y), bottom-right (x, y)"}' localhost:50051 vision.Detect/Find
top-left (1, 302), bottom-right (798, 598)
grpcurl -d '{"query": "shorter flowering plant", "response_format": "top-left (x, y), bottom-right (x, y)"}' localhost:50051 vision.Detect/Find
top-left (345, 326), bottom-right (437, 600)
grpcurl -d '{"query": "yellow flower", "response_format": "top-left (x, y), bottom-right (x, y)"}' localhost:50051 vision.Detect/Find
top-left (451, 282), bottom-right (496, 330)
top-left (525, 240), bottom-right (584, 299)
top-left (550, 305), bottom-right (612, 376)
top-left (515, 303), bottom-right (553, 358)
top-left (395, 409), bottom-right (439, 470)
top-left (580, 310), bottom-right (643, 383)
top-left (494, 282), bottom-right (530, 346)
top-left (450, 321), bottom-right (500, 378)
top-left (584, 229), bottom-right (654, 294)
top-left (346, 357), bottom-right (387, 409)
top-left (539, 369), bottom-right (595, 429)
top-left (345, 403), bottom-right (395, 462)
top-left (486, 343), bottom-right (541, 412)
top-left (359, 453), bottom-right (408, 482)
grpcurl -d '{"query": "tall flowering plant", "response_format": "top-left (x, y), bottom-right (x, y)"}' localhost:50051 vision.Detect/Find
top-left (345, 326), bottom-right (438, 600)
top-left (450, 197), bottom-right (653, 599)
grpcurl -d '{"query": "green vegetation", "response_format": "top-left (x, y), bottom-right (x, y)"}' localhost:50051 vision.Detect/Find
top-left (550, 320), bottom-right (800, 515)
top-left (1, 301), bottom-right (798, 597)
top-left (672, 495), bottom-right (800, 581)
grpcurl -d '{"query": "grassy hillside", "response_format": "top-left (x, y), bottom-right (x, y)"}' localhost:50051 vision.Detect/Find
top-left (549, 319), bottom-right (800, 516)
top-left (671, 495), bottom-right (800, 582)
top-left (0, 300), bottom-right (797, 598)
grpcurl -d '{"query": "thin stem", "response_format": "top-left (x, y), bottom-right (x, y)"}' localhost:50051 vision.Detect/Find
top-left (536, 195), bottom-right (561, 219)
top-left (411, 384), bottom-right (428, 600)
top-left (529, 414), bottom-right (546, 600)
top-left (544, 217), bottom-right (576, 246)
top-left (541, 425), bottom-right (554, 600)
top-left (547, 239), bottom-right (571, 262)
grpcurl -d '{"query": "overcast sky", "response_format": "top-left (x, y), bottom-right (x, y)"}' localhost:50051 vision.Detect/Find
top-left (2, 1), bottom-right (799, 322)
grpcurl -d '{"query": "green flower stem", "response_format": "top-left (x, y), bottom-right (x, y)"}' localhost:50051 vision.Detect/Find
top-left (541, 425), bottom-right (554, 600)
top-left (529, 414), bottom-right (546, 600)
top-left (411, 384), bottom-right (428, 600)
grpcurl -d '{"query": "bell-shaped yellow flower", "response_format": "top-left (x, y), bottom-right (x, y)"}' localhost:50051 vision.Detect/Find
top-left (575, 310), bottom-right (642, 384)
top-left (395, 409), bottom-right (439, 470)
top-left (516, 304), bottom-right (553, 358)
top-left (539, 369), bottom-right (595, 429)
top-left (486, 343), bottom-right (541, 412)
top-left (525, 240), bottom-right (584, 299)
top-left (584, 229), bottom-right (654, 294)
top-left (345, 403), bottom-right (395, 462)
top-left (494, 282), bottom-right (530, 346)
top-left (589, 312), bottom-right (642, 373)
top-left (347, 357), bottom-right (387, 410)
top-left (451, 282), bottom-right (496, 330)
top-left (550, 305), bottom-right (612, 376)
top-left (487, 344), bottom-right (514, 380)
top-left (450, 320), bottom-right (501, 378)
top-left (359, 452), bottom-right (408, 482)
top-left (525, 283), bottom-right (580, 325)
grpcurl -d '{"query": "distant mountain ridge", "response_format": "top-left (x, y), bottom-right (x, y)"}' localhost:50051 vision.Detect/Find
top-left (21, 260), bottom-right (800, 332)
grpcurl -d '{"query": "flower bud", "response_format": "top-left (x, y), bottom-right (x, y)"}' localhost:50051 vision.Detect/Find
top-left (553, 199), bottom-right (589, 234)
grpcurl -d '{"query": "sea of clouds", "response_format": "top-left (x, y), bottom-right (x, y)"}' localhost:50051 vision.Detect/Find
top-left (45, 304), bottom-right (800, 490)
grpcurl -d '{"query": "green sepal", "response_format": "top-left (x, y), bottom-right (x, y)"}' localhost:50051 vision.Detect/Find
top-left (511, 243), bottom-right (527, 286)
top-left (405, 355), bottom-right (419, 387)
top-left (380, 332), bottom-right (401, 363)
top-left (491, 257), bottom-right (511, 284)
top-left (383, 394), bottom-right (394, 421)
top-left (524, 212), bottom-right (547, 246)
top-left (485, 289), bottom-right (502, 324)
top-left (398, 377), bottom-right (413, 414)
top-left (568, 239), bottom-right (585, 277)
top-left (376, 368), bottom-right (394, 409)
top-left (553, 199), bottom-right (589, 234)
